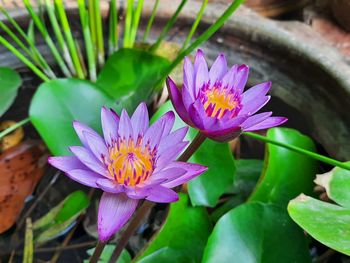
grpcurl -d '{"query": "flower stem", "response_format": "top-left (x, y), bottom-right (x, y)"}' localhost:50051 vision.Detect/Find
top-left (243, 132), bottom-right (350, 171)
top-left (108, 201), bottom-right (154, 263)
top-left (89, 240), bottom-right (107, 263)
top-left (178, 132), bottom-right (206, 162)
top-left (107, 131), bottom-right (206, 263)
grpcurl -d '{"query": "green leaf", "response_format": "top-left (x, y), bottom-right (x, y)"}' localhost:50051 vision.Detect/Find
top-left (314, 164), bottom-right (350, 209)
top-left (33, 191), bottom-right (89, 244)
top-left (249, 128), bottom-right (317, 207)
top-left (97, 48), bottom-right (171, 112)
top-left (288, 194), bottom-right (350, 256)
top-left (85, 246), bottom-right (131, 263)
top-left (151, 101), bottom-right (235, 207)
top-left (229, 159), bottom-right (263, 198)
top-left (29, 78), bottom-right (118, 156)
top-left (203, 202), bottom-right (311, 263)
top-left (137, 193), bottom-right (212, 263)
top-left (0, 67), bottom-right (22, 117)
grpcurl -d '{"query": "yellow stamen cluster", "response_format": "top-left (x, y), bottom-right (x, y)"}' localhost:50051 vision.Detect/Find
top-left (203, 88), bottom-right (236, 118)
top-left (107, 138), bottom-right (154, 186)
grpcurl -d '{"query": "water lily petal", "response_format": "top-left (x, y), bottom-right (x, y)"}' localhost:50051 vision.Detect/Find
top-left (158, 126), bottom-right (188, 155)
top-left (101, 107), bottom-right (120, 147)
top-left (83, 131), bottom-right (109, 163)
top-left (222, 65), bottom-right (238, 88)
top-left (209, 53), bottom-right (227, 84)
top-left (241, 81), bottom-right (271, 105)
top-left (195, 58), bottom-right (209, 97)
top-left (240, 112), bottom-right (272, 130)
top-left (155, 141), bottom-right (188, 172)
top-left (96, 178), bottom-right (124, 193)
top-left (161, 162), bottom-right (208, 188)
top-left (48, 156), bottom-right (86, 172)
top-left (244, 117), bottom-right (288, 132)
top-left (66, 169), bottom-right (102, 187)
top-left (70, 146), bottom-right (107, 176)
top-left (239, 96), bottom-right (271, 116)
top-left (118, 109), bottom-right (133, 140)
top-left (145, 186), bottom-right (179, 203)
top-left (234, 65), bottom-right (249, 93)
top-left (73, 121), bottom-right (101, 149)
top-left (166, 77), bottom-right (192, 124)
top-left (183, 57), bottom-right (195, 97)
top-left (131, 102), bottom-right (149, 140)
top-left (98, 193), bottom-right (139, 242)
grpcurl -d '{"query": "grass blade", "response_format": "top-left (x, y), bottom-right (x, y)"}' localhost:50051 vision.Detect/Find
top-left (93, 0), bottom-right (105, 67)
top-left (23, 0), bottom-right (72, 77)
top-left (78, 0), bottom-right (97, 81)
top-left (142, 0), bottom-right (159, 43)
top-left (54, 0), bottom-right (85, 78)
top-left (45, 0), bottom-right (76, 75)
top-left (123, 0), bottom-right (134, 48)
top-left (108, 0), bottom-right (119, 55)
top-left (181, 0), bottom-right (208, 50)
top-left (129, 0), bottom-right (144, 47)
top-left (23, 218), bottom-right (33, 263)
top-left (0, 36), bottom-right (49, 82)
top-left (0, 7), bottom-right (56, 78)
top-left (150, 0), bottom-right (187, 52)
top-left (88, 0), bottom-right (97, 61)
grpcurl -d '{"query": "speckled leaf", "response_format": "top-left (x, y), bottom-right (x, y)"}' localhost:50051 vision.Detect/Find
top-left (288, 194), bottom-right (350, 256)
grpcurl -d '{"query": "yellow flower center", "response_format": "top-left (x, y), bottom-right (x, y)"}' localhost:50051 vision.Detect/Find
top-left (203, 88), bottom-right (237, 118)
top-left (107, 138), bottom-right (155, 186)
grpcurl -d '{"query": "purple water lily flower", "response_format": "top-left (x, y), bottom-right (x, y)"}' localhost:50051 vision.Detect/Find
top-left (166, 49), bottom-right (287, 142)
top-left (48, 102), bottom-right (207, 242)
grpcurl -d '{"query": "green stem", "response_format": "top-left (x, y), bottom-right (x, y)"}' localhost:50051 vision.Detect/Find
top-left (123, 0), bottom-right (134, 48)
top-left (93, 0), bottom-right (105, 67)
top-left (142, 0), bottom-right (159, 43)
top-left (129, 0), bottom-right (144, 47)
top-left (23, 0), bottom-right (72, 77)
top-left (54, 0), bottom-right (85, 78)
top-left (78, 0), bottom-right (97, 81)
top-left (150, 0), bottom-right (187, 52)
top-left (0, 118), bottom-right (31, 140)
top-left (0, 36), bottom-right (49, 82)
top-left (45, 0), bottom-right (76, 75)
top-left (108, 0), bottom-right (119, 55)
top-left (181, 0), bottom-right (208, 50)
top-left (244, 132), bottom-right (350, 171)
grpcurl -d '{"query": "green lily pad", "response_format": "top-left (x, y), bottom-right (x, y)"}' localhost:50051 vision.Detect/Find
top-left (203, 202), bottom-right (311, 263)
top-left (97, 48), bottom-right (170, 112)
top-left (0, 67), bottom-right (22, 117)
top-left (137, 193), bottom-right (212, 263)
top-left (288, 194), bottom-right (350, 256)
top-left (249, 128), bottom-right (317, 207)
